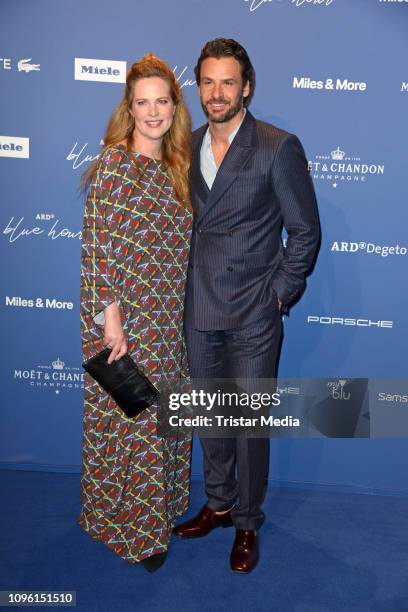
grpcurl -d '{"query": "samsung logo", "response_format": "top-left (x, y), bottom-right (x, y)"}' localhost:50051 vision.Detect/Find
top-left (74, 58), bottom-right (126, 83)
top-left (0, 136), bottom-right (29, 159)
top-left (378, 392), bottom-right (408, 403)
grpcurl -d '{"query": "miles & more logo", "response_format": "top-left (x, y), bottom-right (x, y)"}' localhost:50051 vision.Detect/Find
top-left (293, 76), bottom-right (367, 92)
top-left (74, 58), bottom-right (126, 83)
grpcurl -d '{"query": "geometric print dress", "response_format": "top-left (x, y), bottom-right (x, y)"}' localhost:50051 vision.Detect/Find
top-left (78, 145), bottom-right (192, 563)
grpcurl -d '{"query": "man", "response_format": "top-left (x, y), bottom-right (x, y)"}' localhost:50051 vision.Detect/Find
top-left (174, 39), bottom-right (319, 573)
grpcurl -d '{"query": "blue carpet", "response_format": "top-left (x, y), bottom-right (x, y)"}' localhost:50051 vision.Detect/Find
top-left (1, 470), bottom-right (407, 612)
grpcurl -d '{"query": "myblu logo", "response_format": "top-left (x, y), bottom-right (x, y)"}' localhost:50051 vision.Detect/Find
top-left (328, 380), bottom-right (351, 401)
top-left (74, 58), bottom-right (126, 83)
top-left (0, 136), bottom-right (29, 159)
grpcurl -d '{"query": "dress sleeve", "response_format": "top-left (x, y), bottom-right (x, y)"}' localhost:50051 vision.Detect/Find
top-left (80, 148), bottom-right (123, 326)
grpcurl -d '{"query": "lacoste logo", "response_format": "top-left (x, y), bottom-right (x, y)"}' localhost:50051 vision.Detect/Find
top-left (18, 58), bottom-right (40, 73)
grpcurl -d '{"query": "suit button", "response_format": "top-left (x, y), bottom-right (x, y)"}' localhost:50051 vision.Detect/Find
top-left (198, 229), bottom-right (203, 234)
top-left (227, 266), bottom-right (233, 272)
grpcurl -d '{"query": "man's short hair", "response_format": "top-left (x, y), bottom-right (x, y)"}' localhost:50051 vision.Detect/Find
top-left (194, 38), bottom-right (255, 107)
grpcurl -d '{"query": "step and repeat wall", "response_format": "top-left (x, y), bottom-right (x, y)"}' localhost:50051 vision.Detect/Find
top-left (1, 0), bottom-right (407, 493)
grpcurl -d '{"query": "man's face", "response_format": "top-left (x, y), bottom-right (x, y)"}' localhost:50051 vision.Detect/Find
top-left (198, 57), bottom-right (250, 124)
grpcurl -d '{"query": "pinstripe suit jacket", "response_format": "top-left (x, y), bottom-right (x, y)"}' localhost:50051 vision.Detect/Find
top-left (184, 110), bottom-right (320, 331)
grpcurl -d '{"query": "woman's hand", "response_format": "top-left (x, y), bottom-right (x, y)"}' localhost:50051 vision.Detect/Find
top-left (103, 302), bottom-right (127, 364)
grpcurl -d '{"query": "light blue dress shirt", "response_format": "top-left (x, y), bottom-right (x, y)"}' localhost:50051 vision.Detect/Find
top-left (200, 109), bottom-right (247, 190)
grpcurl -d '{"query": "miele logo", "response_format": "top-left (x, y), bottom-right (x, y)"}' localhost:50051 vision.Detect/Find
top-left (74, 58), bottom-right (126, 83)
top-left (307, 316), bottom-right (393, 329)
top-left (0, 136), bottom-right (29, 159)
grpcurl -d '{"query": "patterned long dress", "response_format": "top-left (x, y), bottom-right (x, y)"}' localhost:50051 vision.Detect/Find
top-left (78, 145), bottom-right (192, 563)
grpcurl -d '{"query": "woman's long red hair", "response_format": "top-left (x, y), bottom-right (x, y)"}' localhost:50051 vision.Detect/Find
top-left (83, 54), bottom-right (191, 207)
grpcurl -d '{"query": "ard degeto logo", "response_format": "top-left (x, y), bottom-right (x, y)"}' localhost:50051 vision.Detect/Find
top-left (308, 146), bottom-right (385, 189)
top-left (0, 136), bottom-right (29, 159)
top-left (331, 241), bottom-right (407, 257)
top-left (74, 58), bottom-right (126, 83)
top-left (13, 357), bottom-right (84, 394)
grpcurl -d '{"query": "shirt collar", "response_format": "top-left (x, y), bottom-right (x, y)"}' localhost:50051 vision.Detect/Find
top-left (205, 108), bottom-right (247, 145)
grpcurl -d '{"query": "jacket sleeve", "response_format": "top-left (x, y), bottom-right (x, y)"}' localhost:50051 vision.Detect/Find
top-left (80, 148), bottom-right (123, 326)
top-left (270, 134), bottom-right (320, 312)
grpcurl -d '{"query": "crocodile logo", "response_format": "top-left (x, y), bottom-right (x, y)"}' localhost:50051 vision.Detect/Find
top-left (17, 58), bottom-right (40, 73)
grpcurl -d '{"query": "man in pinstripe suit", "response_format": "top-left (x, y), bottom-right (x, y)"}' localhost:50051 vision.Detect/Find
top-left (174, 39), bottom-right (320, 573)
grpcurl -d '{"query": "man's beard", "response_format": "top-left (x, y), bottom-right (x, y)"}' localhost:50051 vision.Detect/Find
top-left (201, 95), bottom-right (243, 124)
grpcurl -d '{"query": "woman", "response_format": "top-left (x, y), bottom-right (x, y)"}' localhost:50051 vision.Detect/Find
top-left (78, 54), bottom-right (192, 572)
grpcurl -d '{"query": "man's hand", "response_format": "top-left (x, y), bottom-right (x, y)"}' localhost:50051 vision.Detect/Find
top-left (103, 302), bottom-right (127, 364)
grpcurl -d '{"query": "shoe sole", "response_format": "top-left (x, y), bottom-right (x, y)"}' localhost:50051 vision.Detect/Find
top-left (173, 523), bottom-right (233, 538)
top-left (230, 562), bottom-right (259, 574)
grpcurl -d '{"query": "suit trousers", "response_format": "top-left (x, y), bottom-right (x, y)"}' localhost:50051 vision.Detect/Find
top-left (185, 311), bottom-right (282, 530)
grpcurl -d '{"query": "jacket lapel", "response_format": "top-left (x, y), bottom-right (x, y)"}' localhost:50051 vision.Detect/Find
top-left (199, 111), bottom-right (256, 222)
top-left (190, 126), bottom-right (209, 215)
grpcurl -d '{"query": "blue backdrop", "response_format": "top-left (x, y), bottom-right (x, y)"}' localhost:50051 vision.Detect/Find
top-left (1, 0), bottom-right (407, 495)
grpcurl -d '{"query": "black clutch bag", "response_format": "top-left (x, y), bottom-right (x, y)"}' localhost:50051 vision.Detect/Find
top-left (82, 348), bottom-right (159, 418)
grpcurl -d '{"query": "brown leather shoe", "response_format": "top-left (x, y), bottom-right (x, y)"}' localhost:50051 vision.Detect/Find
top-left (173, 505), bottom-right (234, 538)
top-left (230, 530), bottom-right (259, 573)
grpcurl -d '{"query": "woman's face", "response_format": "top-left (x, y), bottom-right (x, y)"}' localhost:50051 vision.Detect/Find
top-left (130, 77), bottom-right (176, 148)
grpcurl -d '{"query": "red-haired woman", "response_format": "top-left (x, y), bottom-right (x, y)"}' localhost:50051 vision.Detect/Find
top-left (79, 54), bottom-right (192, 572)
